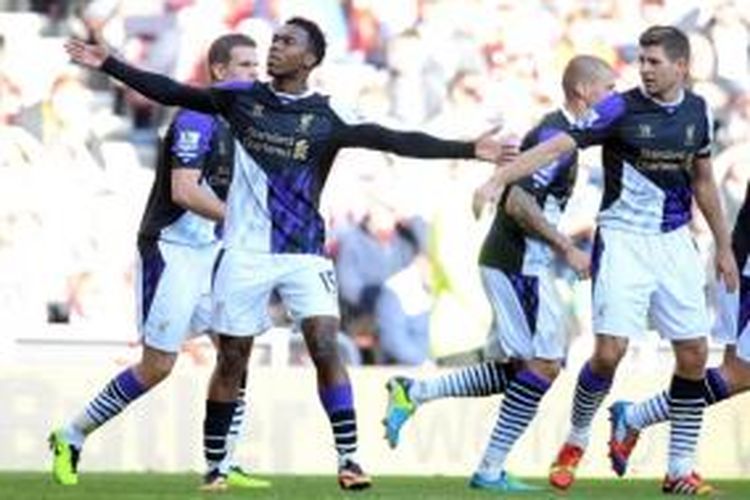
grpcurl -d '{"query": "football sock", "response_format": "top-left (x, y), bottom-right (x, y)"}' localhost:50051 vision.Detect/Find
top-left (204, 400), bottom-right (237, 474)
top-left (666, 375), bottom-right (706, 478)
top-left (65, 367), bottom-right (147, 448)
top-left (319, 383), bottom-right (358, 467)
top-left (409, 361), bottom-right (516, 405)
top-left (476, 370), bottom-right (551, 480)
top-left (626, 367), bottom-right (729, 430)
top-left (221, 369), bottom-right (248, 470)
top-left (566, 361), bottom-right (612, 449)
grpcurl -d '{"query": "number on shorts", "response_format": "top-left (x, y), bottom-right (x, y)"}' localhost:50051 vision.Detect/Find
top-left (319, 270), bottom-right (337, 294)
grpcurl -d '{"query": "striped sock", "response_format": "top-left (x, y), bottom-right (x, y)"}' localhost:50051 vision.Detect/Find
top-left (626, 390), bottom-right (670, 430)
top-left (566, 362), bottom-right (612, 449)
top-left (221, 369), bottom-right (248, 470)
top-left (627, 367), bottom-right (730, 430)
top-left (476, 370), bottom-right (551, 480)
top-left (409, 361), bottom-right (516, 405)
top-left (319, 383), bottom-right (358, 467)
top-left (667, 375), bottom-right (706, 478)
top-left (703, 367), bottom-right (730, 405)
top-left (204, 400), bottom-right (237, 474)
top-left (66, 367), bottom-right (147, 448)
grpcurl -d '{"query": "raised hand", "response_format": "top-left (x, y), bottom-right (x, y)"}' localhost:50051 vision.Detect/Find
top-left (64, 37), bottom-right (110, 69)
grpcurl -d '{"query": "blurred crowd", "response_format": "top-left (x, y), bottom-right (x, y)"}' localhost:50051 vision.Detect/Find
top-left (1, 0), bottom-right (749, 366)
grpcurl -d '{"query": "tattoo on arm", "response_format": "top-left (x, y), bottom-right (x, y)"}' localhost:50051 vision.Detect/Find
top-left (504, 185), bottom-right (571, 254)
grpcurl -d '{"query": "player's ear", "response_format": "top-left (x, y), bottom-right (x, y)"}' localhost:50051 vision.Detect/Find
top-left (573, 82), bottom-right (587, 101)
top-left (675, 57), bottom-right (689, 78)
top-left (303, 53), bottom-right (317, 69)
top-left (210, 63), bottom-right (226, 82)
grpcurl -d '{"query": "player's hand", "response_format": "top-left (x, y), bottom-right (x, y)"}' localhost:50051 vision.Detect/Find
top-left (473, 125), bottom-right (504, 162)
top-left (496, 137), bottom-right (520, 167)
top-left (64, 37), bottom-right (110, 69)
top-left (715, 244), bottom-right (739, 292)
top-left (563, 244), bottom-right (590, 280)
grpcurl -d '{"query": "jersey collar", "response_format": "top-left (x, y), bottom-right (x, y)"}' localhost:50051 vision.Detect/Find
top-left (639, 86), bottom-right (685, 108)
top-left (269, 84), bottom-right (316, 103)
top-left (560, 105), bottom-right (577, 125)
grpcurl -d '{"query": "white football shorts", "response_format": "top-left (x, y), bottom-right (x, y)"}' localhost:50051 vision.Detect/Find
top-left (212, 250), bottom-right (338, 337)
top-left (135, 240), bottom-right (219, 353)
top-left (591, 225), bottom-right (709, 341)
top-left (481, 266), bottom-right (567, 361)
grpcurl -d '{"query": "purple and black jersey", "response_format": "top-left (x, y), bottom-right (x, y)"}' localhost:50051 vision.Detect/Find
top-left (102, 57), bottom-right (476, 255)
top-left (479, 109), bottom-right (578, 274)
top-left (138, 109), bottom-right (234, 247)
top-left (569, 87), bottom-right (712, 234)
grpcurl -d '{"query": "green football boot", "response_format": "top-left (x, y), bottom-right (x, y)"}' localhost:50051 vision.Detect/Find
top-left (48, 429), bottom-right (80, 486)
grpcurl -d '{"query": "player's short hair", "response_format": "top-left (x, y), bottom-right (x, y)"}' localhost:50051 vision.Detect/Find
top-left (207, 33), bottom-right (256, 67)
top-left (562, 55), bottom-right (613, 100)
top-left (639, 25), bottom-right (690, 62)
top-left (287, 17), bottom-right (327, 67)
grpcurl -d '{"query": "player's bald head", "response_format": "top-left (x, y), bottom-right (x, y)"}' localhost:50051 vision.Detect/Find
top-left (562, 55), bottom-right (614, 100)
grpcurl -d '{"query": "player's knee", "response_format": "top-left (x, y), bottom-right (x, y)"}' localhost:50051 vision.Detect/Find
top-left (217, 350), bottom-right (245, 376)
top-left (675, 338), bottom-right (708, 364)
top-left (302, 317), bottom-right (343, 366)
top-left (216, 339), bottom-right (251, 379)
top-left (526, 358), bottom-right (561, 382)
top-left (138, 348), bottom-right (177, 386)
top-left (591, 341), bottom-right (626, 375)
top-left (151, 358), bottom-right (176, 382)
top-left (673, 338), bottom-right (708, 375)
top-left (308, 334), bottom-right (341, 367)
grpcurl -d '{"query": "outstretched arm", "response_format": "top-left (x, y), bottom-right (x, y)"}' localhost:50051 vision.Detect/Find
top-left (65, 38), bottom-right (217, 113)
top-left (336, 123), bottom-right (507, 161)
top-left (475, 133), bottom-right (577, 207)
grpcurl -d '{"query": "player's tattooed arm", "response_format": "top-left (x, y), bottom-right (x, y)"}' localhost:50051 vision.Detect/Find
top-left (504, 185), bottom-right (590, 278)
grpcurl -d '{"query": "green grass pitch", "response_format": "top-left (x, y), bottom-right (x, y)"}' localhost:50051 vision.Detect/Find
top-left (2, 474), bottom-right (750, 499)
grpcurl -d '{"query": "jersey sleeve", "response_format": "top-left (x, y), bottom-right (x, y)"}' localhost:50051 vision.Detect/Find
top-left (568, 92), bottom-right (627, 148)
top-left (516, 125), bottom-right (574, 193)
top-left (101, 56), bottom-right (217, 112)
top-left (207, 80), bottom-right (256, 117)
top-left (696, 98), bottom-right (713, 159)
top-left (335, 123), bottom-right (475, 158)
top-left (328, 98), bottom-right (474, 158)
top-left (169, 110), bottom-right (216, 169)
